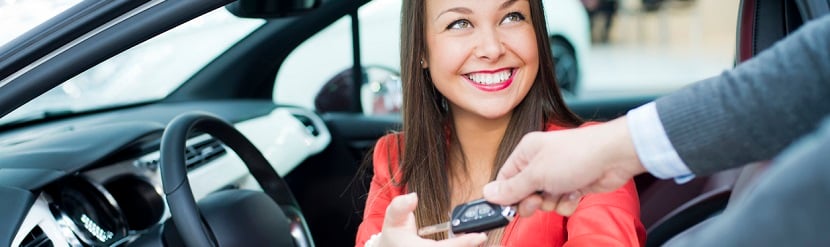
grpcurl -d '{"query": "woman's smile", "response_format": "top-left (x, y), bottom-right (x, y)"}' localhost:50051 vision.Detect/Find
top-left (463, 68), bottom-right (515, 92)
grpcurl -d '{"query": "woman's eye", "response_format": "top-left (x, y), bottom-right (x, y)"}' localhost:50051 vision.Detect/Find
top-left (447, 19), bottom-right (472, 30)
top-left (501, 12), bottom-right (526, 24)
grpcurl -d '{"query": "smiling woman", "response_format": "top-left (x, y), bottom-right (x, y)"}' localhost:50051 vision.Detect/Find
top-left (355, 0), bottom-right (644, 246)
top-left (425, 0), bottom-right (540, 120)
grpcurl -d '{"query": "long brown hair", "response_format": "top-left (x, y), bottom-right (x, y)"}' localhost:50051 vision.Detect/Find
top-left (397, 0), bottom-right (583, 240)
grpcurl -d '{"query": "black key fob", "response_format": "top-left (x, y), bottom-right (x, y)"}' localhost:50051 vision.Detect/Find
top-left (450, 198), bottom-right (517, 234)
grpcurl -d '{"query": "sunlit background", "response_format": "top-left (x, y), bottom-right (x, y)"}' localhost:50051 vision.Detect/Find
top-left (579, 0), bottom-right (739, 97)
top-left (0, 0), bottom-right (80, 47)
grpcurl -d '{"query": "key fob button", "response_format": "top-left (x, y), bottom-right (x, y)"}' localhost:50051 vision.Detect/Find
top-left (464, 209), bottom-right (477, 218)
top-left (477, 205), bottom-right (491, 216)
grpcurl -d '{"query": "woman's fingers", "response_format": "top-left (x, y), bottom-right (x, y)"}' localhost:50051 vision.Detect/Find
top-left (383, 193), bottom-right (418, 230)
top-left (434, 233), bottom-right (488, 247)
top-left (517, 194), bottom-right (543, 217)
top-left (518, 191), bottom-right (582, 217)
top-left (553, 192), bottom-right (582, 216)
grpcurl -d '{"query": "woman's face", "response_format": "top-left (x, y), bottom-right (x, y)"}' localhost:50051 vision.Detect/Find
top-left (424, 0), bottom-right (538, 120)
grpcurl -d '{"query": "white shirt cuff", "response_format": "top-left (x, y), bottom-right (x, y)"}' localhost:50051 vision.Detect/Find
top-left (627, 102), bottom-right (695, 183)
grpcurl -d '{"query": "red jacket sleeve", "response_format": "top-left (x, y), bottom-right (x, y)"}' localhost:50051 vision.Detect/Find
top-left (355, 134), bottom-right (405, 247)
top-left (564, 180), bottom-right (646, 246)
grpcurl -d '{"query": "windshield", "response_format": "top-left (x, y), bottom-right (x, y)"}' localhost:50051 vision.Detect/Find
top-left (0, 5), bottom-right (264, 126)
top-left (0, 0), bottom-right (80, 47)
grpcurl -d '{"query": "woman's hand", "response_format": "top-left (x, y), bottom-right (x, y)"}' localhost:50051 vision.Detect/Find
top-left (376, 193), bottom-right (487, 247)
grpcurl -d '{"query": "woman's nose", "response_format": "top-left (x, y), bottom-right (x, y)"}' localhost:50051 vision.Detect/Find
top-left (474, 28), bottom-right (505, 62)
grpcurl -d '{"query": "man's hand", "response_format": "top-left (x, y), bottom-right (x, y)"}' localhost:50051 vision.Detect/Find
top-left (377, 193), bottom-right (487, 247)
top-left (483, 117), bottom-right (647, 216)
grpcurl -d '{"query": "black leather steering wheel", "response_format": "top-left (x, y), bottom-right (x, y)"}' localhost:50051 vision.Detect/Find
top-left (160, 112), bottom-right (313, 247)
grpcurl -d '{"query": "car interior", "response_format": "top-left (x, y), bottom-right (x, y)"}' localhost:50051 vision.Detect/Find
top-left (643, 0), bottom-right (828, 245)
top-left (0, 0), bottom-right (827, 246)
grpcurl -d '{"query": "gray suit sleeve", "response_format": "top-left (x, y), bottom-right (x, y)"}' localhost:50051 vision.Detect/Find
top-left (655, 15), bottom-right (830, 176)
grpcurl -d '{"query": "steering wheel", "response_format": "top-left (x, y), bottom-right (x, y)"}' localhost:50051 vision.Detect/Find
top-left (159, 112), bottom-right (313, 247)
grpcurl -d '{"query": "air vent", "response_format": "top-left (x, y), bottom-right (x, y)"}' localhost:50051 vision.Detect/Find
top-left (292, 114), bottom-right (319, 136)
top-left (184, 137), bottom-right (227, 170)
top-left (19, 226), bottom-right (53, 247)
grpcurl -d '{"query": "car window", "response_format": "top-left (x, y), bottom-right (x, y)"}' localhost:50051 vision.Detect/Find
top-left (274, 0), bottom-right (590, 115)
top-left (0, 0), bottom-right (81, 47)
top-left (1, 7), bottom-right (264, 126)
top-left (578, 0), bottom-right (738, 98)
top-left (273, 13), bottom-right (354, 110)
top-left (274, 0), bottom-right (739, 115)
top-left (274, 0), bottom-right (401, 114)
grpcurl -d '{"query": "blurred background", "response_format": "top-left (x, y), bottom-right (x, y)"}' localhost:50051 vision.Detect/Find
top-left (0, 0), bottom-right (79, 45)
top-left (1, 0), bottom-right (742, 117)
top-left (579, 0), bottom-right (740, 97)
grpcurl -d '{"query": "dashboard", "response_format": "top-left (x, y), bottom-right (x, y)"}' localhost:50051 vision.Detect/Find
top-left (2, 101), bottom-right (330, 246)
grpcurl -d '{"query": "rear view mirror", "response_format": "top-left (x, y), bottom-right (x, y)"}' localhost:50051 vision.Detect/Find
top-left (226, 0), bottom-right (320, 18)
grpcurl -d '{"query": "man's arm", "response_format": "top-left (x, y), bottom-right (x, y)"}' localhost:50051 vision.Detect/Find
top-left (657, 14), bottom-right (830, 176)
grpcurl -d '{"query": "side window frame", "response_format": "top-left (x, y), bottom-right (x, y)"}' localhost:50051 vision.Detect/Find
top-left (347, 10), bottom-right (364, 113)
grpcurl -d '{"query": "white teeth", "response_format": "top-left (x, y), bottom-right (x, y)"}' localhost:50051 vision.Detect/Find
top-left (468, 70), bottom-right (512, 85)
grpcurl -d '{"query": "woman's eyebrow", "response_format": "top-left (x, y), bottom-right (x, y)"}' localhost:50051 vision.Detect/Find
top-left (500, 0), bottom-right (519, 10)
top-left (434, 0), bottom-right (521, 21)
top-left (435, 7), bottom-right (472, 21)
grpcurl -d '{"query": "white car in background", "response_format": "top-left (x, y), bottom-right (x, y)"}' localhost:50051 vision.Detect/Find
top-left (275, 0), bottom-right (590, 114)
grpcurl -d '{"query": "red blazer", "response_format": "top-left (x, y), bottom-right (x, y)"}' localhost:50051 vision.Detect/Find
top-left (355, 123), bottom-right (646, 246)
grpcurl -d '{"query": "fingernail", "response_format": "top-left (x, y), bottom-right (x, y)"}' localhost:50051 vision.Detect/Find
top-left (568, 192), bottom-right (581, 201)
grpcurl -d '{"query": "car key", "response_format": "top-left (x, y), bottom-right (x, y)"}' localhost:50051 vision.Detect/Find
top-left (417, 198), bottom-right (516, 237)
